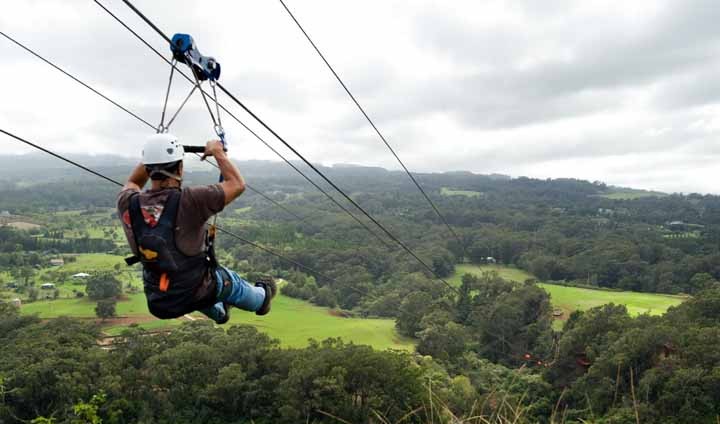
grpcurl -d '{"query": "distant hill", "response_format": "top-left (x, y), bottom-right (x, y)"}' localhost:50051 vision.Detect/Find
top-left (0, 153), bottom-right (668, 197)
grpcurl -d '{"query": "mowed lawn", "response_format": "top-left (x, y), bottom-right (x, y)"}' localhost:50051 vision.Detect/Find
top-left (226, 295), bottom-right (414, 350)
top-left (49, 253), bottom-right (126, 273)
top-left (21, 292), bottom-right (150, 318)
top-left (596, 190), bottom-right (667, 200)
top-left (451, 264), bottom-right (686, 319)
top-left (21, 291), bottom-right (414, 351)
top-left (537, 283), bottom-right (684, 317)
top-left (440, 187), bottom-right (483, 198)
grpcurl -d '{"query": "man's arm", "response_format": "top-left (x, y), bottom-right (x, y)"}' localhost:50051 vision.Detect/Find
top-left (123, 162), bottom-right (149, 191)
top-left (202, 140), bottom-right (245, 205)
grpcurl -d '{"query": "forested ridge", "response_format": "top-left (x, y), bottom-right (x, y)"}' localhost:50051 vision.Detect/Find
top-left (2, 159), bottom-right (720, 422)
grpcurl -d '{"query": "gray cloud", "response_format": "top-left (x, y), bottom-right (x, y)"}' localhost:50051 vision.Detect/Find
top-left (390, 0), bottom-right (720, 128)
top-left (3, 0), bottom-right (720, 194)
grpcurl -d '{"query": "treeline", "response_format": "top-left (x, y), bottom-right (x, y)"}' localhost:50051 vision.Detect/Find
top-left (0, 304), bottom-right (547, 424)
top-left (459, 221), bottom-right (720, 294)
top-left (0, 226), bottom-right (115, 256)
top-left (223, 170), bottom-right (720, 300)
top-left (3, 286), bottom-right (720, 422)
top-left (8, 166), bottom-right (720, 302)
top-left (393, 270), bottom-right (720, 423)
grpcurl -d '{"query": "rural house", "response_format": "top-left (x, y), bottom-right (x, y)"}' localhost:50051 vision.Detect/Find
top-left (50, 258), bottom-right (64, 266)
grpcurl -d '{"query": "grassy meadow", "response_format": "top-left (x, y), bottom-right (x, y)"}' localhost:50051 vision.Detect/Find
top-left (23, 291), bottom-right (413, 350)
top-left (595, 188), bottom-right (667, 200)
top-left (440, 187), bottom-right (484, 198)
top-left (225, 294), bottom-right (414, 350)
top-left (16, 253), bottom-right (413, 351)
top-left (451, 264), bottom-right (686, 328)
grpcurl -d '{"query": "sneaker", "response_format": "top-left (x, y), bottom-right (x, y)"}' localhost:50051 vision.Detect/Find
top-left (216, 303), bottom-right (231, 324)
top-left (215, 277), bottom-right (233, 324)
top-left (255, 276), bottom-right (277, 316)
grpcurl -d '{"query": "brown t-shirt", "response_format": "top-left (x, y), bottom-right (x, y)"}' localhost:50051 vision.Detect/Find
top-left (117, 185), bottom-right (225, 299)
top-left (117, 185), bottom-right (225, 256)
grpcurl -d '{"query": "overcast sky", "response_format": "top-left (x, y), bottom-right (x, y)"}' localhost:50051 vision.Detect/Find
top-left (2, 0), bottom-right (720, 194)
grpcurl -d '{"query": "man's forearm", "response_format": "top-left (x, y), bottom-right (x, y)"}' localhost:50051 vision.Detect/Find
top-left (124, 163), bottom-right (149, 190)
top-left (215, 152), bottom-right (245, 199)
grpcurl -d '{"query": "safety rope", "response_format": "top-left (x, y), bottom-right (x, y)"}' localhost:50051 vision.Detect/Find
top-left (278, 0), bottom-right (468, 258)
top-left (158, 32), bottom-right (228, 266)
top-left (0, 128), bottom-right (336, 284)
top-left (118, 0), bottom-right (460, 292)
top-left (157, 59), bottom-right (176, 132)
top-left (93, 0), bottom-right (393, 248)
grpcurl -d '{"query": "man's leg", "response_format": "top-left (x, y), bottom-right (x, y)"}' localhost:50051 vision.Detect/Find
top-left (197, 302), bottom-right (228, 324)
top-left (215, 266), bottom-right (266, 312)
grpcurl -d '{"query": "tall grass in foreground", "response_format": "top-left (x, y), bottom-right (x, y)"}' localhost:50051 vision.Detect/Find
top-left (313, 384), bottom-right (552, 424)
top-left (315, 380), bottom-right (634, 424)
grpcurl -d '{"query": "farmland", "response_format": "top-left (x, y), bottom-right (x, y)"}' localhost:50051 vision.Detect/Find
top-left (451, 263), bottom-right (686, 327)
top-left (13, 254), bottom-right (413, 351)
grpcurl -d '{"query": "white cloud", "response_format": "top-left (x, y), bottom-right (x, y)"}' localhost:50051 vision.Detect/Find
top-left (1, 0), bottom-right (720, 194)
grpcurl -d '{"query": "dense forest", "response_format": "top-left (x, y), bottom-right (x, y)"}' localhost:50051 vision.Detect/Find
top-left (2, 286), bottom-right (720, 423)
top-left (2, 157), bottom-right (720, 422)
top-left (3, 157), bottom-right (720, 300)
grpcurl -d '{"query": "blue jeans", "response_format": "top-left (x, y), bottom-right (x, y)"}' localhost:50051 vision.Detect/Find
top-left (198, 266), bottom-right (266, 323)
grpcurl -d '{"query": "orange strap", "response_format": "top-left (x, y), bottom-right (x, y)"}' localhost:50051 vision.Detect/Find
top-left (159, 273), bottom-right (170, 292)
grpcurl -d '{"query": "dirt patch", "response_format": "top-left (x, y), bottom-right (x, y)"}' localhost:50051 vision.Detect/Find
top-left (95, 315), bottom-right (157, 326)
top-left (553, 307), bottom-right (573, 321)
top-left (327, 309), bottom-right (354, 318)
top-left (5, 221), bottom-right (42, 230)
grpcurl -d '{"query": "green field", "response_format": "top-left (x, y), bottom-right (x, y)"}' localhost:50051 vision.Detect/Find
top-left (536, 283), bottom-right (684, 317)
top-left (225, 295), bottom-right (413, 350)
top-left (21, 291), bottom-right (414, 351)
top-left (596, 189), bottom-right (667, 200)
top-left (22, 292), bottom-right (150, 318)
top-left (15, 254), bottom-right (413, 350)
top-left (6, 227), bottom-right (413, 349)
top-left (451, 264), bottom-right (686, 326)
top-left (46, 253), bottom-right (127, 273)
top-left (440, 187), bottom-right (483, 198)
top-left (450, 264), bottom-right (535, 286)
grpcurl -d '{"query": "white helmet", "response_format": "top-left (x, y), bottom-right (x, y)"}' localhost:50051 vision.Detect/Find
top-left (142, 133), bottom-right (184, 165)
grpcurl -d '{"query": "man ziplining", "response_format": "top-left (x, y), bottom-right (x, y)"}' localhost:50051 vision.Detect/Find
top-left (117, 133), bottom-right (276, 324)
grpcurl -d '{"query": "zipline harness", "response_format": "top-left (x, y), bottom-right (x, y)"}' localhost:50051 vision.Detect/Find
top-left (174, 35), bottom-right (224, 269)
top-left (127, 33), bottom-right (227, 271)
top-left (3, 0), bottom-right (462, 292)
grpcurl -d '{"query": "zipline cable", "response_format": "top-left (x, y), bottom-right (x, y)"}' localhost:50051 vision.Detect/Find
top-left (118, 0), bottom-right (458, 292)
top-left (277, 0), bottom-right (467, 254)
top-left (0, 128), bottom-right (336, 283)
top-left (0, 31), bottom-right (156, 132)
top-left (0, 30), bottom-right (311, 227)
top-left (0, 129), bottom-right (124, 187)
top-left (93, 0), bottom-right (392, 248)
top-left (195, 153), bottom-right (310, 222)
top-left (2, 27), bottom-right (388, 252)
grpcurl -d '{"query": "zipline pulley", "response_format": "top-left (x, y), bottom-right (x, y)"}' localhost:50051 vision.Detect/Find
top-left (156, 33), bottom-right (225, 145)
top-left (170, 33), bottom-right (220, 82)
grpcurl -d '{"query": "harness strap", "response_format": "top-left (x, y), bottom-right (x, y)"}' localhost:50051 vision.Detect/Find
top-left (159, 272), bottom-right (170, 292)
top-left (124, 191), bottom-right (142, 266)
top-left (206, 223), bottom-right (218, 268)
top-left (124, 189), bottom-right (184, 267)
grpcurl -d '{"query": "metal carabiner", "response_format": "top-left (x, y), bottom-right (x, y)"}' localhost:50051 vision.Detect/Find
top-left (214, 124), bottom-right (226, 142)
